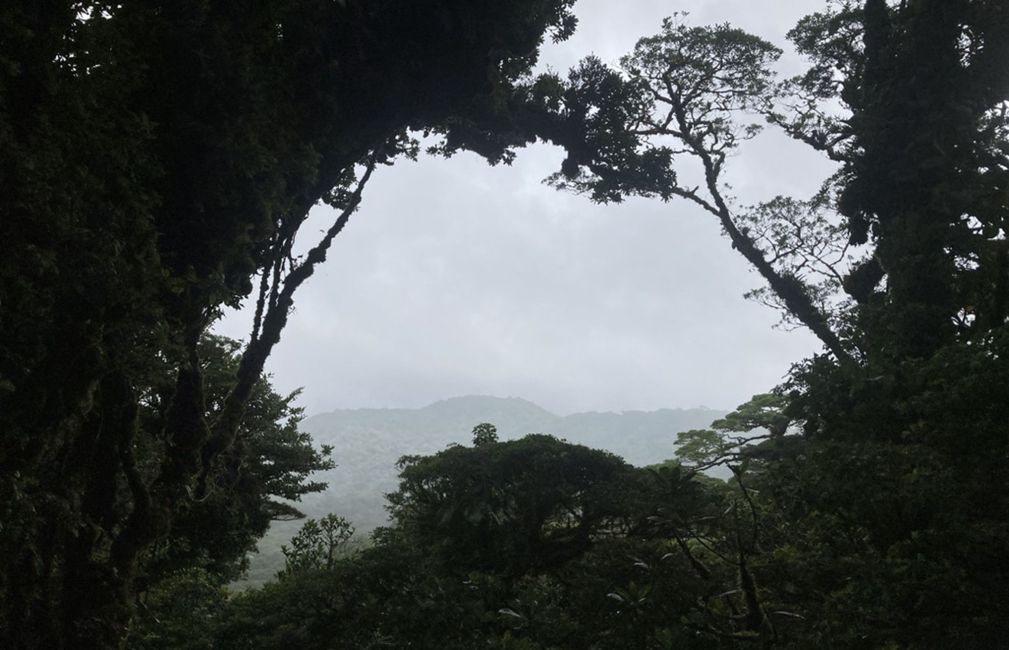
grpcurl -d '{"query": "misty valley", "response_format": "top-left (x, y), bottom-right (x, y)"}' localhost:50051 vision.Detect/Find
top-left (240, 396), bottom-right (726, 585)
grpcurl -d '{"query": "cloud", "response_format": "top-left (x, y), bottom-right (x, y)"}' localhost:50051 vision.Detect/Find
top-left (215, 0), bottom-right (832, 416)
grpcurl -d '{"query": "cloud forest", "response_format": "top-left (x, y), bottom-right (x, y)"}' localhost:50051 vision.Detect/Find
top-left (2, 1), bottom-right (1008, 648)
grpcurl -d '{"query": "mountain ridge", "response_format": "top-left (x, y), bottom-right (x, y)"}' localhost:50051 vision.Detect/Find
top-left (307, 394), bottom-right (720, 420)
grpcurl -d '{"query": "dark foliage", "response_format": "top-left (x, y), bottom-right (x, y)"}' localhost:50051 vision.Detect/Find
top-left (0, 2), bottom-right (576, 646)
top-left (208, 434), bottom-right (752, 650)
top-left (5, 1), bottom-right (1009, 647)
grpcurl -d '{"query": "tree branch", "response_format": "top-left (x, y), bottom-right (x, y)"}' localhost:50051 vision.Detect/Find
top-left (206, 158), bottom-right (378, 474)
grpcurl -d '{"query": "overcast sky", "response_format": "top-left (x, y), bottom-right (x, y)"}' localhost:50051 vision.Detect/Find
top-left (215, 0), bottom-right (836, 417)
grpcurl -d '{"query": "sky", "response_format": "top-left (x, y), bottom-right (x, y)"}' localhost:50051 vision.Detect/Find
top-left (214, 0), bottom-right (836, 417)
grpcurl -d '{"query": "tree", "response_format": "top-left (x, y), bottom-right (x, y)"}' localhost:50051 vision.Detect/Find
top-left (139, 335), bottom-right (334, 584)
top-left (522, 3), bottom-right (1009, 645)
top-left (525, 18), bottom-right (855, 364)
top-left (386, 433), bottom-right (636, 577)
top-left (0, 2), bottom-right (577, 646)
top-left (767, 3), bottom-right (1009, 644)
top-left (764, 0), bottom-right (1009, 364)
top-left (472, 422), bottom-right (499, 446)
top-left (280, 514), bottom-right (355, 578)
top-left (674, 393), bottom-right (793, 470)
top-left (120, 334), bottom-right (332, 648)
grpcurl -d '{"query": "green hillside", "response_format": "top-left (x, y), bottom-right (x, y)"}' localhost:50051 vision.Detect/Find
top-left (240, 396), bottom-right (723, 585)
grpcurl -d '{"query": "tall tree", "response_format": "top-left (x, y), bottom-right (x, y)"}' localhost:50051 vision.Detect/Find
top-left (770, 3), bottom-right (1009, 644)
top-left (779, 0), bottom-right (1009, 361)
top-left (516, 19), bottom-right (856, 364)
top-left (0, 2), bottom-right (577, 646)
top-left (519, 1), bottom-right (1009, 644)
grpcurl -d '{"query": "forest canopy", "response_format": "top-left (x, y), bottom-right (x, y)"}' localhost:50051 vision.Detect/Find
top-left (2, 0), bottom-right (1009, 648)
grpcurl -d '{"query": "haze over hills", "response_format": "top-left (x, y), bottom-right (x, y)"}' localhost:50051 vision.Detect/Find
top-left (241, 395), bottom-right (725, 585)
top-left (301, 395), bottom-right (725, 526)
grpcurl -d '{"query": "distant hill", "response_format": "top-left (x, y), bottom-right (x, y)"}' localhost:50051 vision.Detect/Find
top-left (240, 396), bottom-right (724, 585)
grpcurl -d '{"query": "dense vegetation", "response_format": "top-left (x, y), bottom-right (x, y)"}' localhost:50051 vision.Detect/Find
top-left (3, 0), bottom-right (1008, 648)
top-left (242, 397), bottom-right (724, 585)
top-left (1, 1), bottom-right (576, 646)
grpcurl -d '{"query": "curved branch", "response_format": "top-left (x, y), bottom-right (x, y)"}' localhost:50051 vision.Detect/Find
top-left (205, 158), bottom-right (378, 481)
top-left (671, 101), bottom-right (855, 365)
